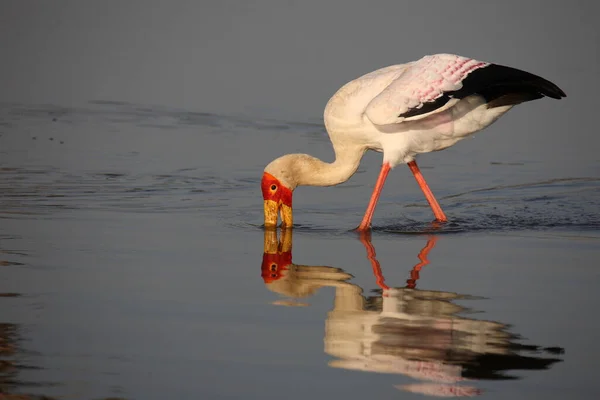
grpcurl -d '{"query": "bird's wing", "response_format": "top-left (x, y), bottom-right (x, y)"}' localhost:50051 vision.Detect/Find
top-left (364, 54), bottom-right (489, 125)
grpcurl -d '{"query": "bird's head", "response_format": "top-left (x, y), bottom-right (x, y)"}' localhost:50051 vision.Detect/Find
top-left (261, 155), bottom-right (298, 228)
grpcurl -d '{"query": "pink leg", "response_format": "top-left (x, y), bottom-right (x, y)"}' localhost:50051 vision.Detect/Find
top-left (357, 163), bottom-right (391, 231)
top-left (407, 161), bottom-right (448, 222)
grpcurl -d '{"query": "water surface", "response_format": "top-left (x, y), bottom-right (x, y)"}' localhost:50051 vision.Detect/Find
top-left (1, 102), bottom-right (599, 399)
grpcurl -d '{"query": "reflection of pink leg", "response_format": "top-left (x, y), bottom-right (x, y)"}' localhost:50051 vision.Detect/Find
top-left (358, 231), bottom-right (390, 291)
top-left (406, 236), bottom-right (438, 289)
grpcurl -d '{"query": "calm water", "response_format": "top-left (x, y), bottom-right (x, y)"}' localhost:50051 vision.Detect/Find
top-left (1, 102), bottom-right (599, 399)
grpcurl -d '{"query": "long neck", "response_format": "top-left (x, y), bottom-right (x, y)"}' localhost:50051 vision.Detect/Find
top-left (295, 143), bottom-right (366, 187)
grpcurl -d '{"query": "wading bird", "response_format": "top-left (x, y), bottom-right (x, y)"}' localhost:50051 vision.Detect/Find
top-left (261, 54), bottom-right (565, 230)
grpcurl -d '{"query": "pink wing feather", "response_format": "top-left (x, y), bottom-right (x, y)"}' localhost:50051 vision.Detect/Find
top-left (365, 54), bottom-right (489, 125)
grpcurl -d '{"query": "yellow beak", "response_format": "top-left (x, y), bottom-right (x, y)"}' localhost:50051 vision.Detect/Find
top-left (280, 203), bottom-right (293, 228)
top-left (264, 199), bottom-right (279, 228)
top-left (263, 200), bottom-right (293, 228)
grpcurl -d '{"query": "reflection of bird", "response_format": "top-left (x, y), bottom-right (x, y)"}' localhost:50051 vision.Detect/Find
top-left (262, 229), bottom-right (355, 305)
top-left (260, 229), bottom-right (563, 397)
top-left (261, 54), bottom-right (566, 229)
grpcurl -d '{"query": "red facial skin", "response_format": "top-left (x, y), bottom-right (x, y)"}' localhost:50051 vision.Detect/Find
top-left (261, 172), bottom-right (292, 207)
top-left (261, 251), bottom-right (292, 283)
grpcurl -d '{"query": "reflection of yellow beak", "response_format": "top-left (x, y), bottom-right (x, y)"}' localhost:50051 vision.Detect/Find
top-left (263, 200), bottom-right (293, 228)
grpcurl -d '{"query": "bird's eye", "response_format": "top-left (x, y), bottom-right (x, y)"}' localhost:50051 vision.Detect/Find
top-left (270, 184), bottom-right (277, 191)
top-left (271, 273), bottom-right (277, 278)
top-left (270, 263), bottom-right (277, 271)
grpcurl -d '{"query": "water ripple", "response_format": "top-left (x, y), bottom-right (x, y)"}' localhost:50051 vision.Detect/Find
top-left (1, 102), bottom-right (597, 234)
top-left (0, 167), bottom-right (256, 216)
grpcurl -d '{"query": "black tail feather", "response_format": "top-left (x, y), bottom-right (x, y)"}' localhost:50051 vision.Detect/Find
top-left (456, 64), bottom-right (566, 105)
top-left (486, 92), bottom-right (544, 108)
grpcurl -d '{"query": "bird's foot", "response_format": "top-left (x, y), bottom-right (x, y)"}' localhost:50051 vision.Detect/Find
top-left (354, 224), bottom-right (371, 232)
top-left (354, 228), bottom-right (372, 243)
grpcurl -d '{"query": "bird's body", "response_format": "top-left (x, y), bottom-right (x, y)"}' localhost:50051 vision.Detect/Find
top-left (325, 57), bottom-right (513, 166)
top-left (262, 54), bottom-right (565, 229)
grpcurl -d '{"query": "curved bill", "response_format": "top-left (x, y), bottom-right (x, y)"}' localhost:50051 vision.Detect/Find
top-left (263, 200), bottom-right (293, 228)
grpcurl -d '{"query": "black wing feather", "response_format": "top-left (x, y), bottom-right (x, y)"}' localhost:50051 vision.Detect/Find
top-left (400, 93), bottom-right (455, 118)
top-left (399, 64), bottom-right (566, 118)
